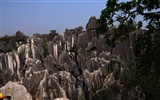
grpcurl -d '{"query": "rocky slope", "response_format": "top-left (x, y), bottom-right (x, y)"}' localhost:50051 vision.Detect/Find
top-left (0, 16), bottom-right (145, 100)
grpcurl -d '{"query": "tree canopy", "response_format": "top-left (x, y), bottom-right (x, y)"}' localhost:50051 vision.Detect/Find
top-left (97, 0), bottom-right (160, 99)
top-left (97, 0), bottom-right (160, 47)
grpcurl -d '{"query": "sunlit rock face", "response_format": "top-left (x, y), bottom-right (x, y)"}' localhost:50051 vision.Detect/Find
top-left (0, 17), bottom-right (145, 99)
top-left (0, 81), bottom-right (32, 100)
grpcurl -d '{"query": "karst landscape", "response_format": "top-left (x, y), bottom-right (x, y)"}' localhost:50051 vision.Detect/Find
top-left (0, 16), bottom-right (147, 100)
top-left (0, 0), bottom-right (160, 100)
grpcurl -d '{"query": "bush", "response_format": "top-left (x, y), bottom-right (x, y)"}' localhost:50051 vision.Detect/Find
top-left (93, 83), bottom-right (120, 100)
top-left (42, 42), bottom-right (48, 57)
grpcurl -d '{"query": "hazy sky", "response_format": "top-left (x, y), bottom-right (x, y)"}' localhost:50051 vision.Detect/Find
top-left (0, 0), bottom-right (107, 36)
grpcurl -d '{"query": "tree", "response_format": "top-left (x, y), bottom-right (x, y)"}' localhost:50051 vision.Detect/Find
top-left (97, 0), bottom-right (160, 46)
top-left (97, 0), bottom-right (160, 99)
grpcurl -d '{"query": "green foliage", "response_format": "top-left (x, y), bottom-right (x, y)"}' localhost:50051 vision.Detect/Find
top-left (42, 42), bottom-right (48, 58)
top-left (21, 41), bottom-right (27, 45)
top-left (134, 29), bottom-right (160, 99)
top-left (7, 46), bottom-right (19, 53)
top-left (6, 41), bottom-right (27, 53)
top-left (0, 71), bottom-right (4, 85)
top-left (77, 95), bottom-right (85, 100)
top-left (0, 36), bottom-right (27, 53)
top-left (137, 21), bottom-right (142, 29)
top-left (97, 0), bottom-right (160, 47)
top-left (104, 23), bottom-right (136, 47)
top-left (138, 73), bottom-right (160, 100)
top-left (113, 71), bottom-right (120, 80)
top-left (93, 88), bottom-right (110, 100)
top-left (120, 61), bottom-right (137, 90)
top-left (0, 35), bottom-right (11, 43)
top-left (98, 0), bottom-right (160, 99)
top-left (93, 83), bottom-right (120, 100)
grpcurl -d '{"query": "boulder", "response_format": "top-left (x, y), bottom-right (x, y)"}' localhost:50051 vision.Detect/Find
top-left (0, 81), bottom-right (32, 100)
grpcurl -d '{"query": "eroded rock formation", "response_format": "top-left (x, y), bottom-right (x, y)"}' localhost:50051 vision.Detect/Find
top-left (0, 81), bottom-right (32, 100)
top-left (0, 17), bottom-right (145, 100)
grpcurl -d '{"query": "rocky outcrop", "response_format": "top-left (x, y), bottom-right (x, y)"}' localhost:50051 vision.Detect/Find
top-left (33, 30), bottom-right (58, 42)
top-left (0, 81), bottom-right (32, 100)
top-left (86, 16), bottom-right (97, 30)
top-left (0, 17), bottom-right (145, 99)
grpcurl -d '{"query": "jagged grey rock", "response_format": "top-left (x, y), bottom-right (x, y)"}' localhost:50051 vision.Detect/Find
top-left (33, 31), bottom-right (58, 42)
top-left (0, 17), bottom-right (146, 100)
top-left (77, 32), bottom-right (89, 52)
top-left (44, 55), bottom-right (58, 73)
top-left (0, 81), bottom-right (32, 100)
top-left (83, 69), bottom-right (102, 88)
top-left (86, 16), bottom-right (97, 30)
